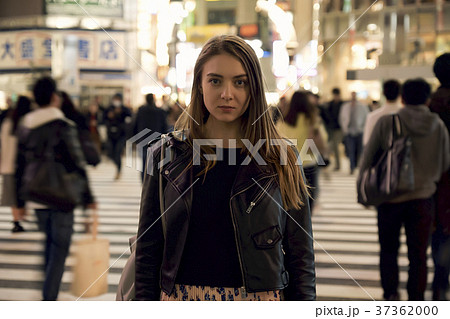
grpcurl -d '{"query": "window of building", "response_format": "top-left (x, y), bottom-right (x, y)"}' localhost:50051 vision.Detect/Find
top-left (385, 0), bottom-right (399, 6)
top-left (208, 9), bottom-right (235, 25)
top-left (404, 0), bottom-right (417, 5)
top-left (354, 0), bottom-right (368, 10)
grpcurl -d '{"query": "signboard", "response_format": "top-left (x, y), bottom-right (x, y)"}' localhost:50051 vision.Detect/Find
top-left (186, 25), bottom-right (231, 44)
top-left (0, 30), bottom-right (127, 71)
top-left (45, 0), bottom-right (123, 18)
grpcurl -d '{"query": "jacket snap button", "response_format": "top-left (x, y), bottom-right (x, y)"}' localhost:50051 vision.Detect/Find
top-left (164, 170), bottom-right (169, 175)
top-left (266, 239), bottom-right (273, 244)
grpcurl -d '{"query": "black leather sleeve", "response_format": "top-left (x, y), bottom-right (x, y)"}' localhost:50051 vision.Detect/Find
top-left (135, 140), bottom-right (165, 301)
top-left (282, 197), bottom-right (316, 300)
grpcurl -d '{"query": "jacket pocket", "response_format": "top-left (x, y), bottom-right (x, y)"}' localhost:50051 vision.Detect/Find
top-left (251, 225), bottom-right (282, 249)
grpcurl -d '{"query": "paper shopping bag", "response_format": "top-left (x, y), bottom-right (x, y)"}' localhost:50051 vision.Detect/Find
top-left (71, 211), bottom-right (110, 298)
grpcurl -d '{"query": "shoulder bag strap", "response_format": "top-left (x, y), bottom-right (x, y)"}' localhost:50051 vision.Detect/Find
top-left (159, 135), bottom-right (166, 239)
top-left (393, 113), bottom-right (404, 139)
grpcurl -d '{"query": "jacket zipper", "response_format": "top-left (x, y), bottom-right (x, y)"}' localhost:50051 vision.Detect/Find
top-left (245, 179), bottom-right (273, 214)
top-left (229, 175), bottom-right (275, 294)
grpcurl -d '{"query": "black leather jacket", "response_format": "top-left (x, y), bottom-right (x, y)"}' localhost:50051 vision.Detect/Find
top-left (135, 132), bottom-right (316, 300)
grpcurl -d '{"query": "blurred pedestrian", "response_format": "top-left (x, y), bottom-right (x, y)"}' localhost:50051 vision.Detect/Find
top-left (359, 78), bottom-right (450, 300)
top-left (166, 100), bottom-right (184, 132)
top-left (272, 95), bottom-right (288, 125)
top-left (363, 80), bottom-right (402, 146)
top-left (324, 88), bottom-right (343, 171)
top-left (105, 93), bottom-right (132, 180)
top-left (16, 76), bottom-right (97, 301)
top-left (0, 96), bottom-right (14, 125)
top-left (132, 93), bottom-right (168, 181)
top-left (277, 90), bottom-right (328, 212)
top-left (60, 91), bottom-right (100, 166)
top-left (135, 35), bottom-right (315, 301)
top-left (339, 91), bottom-right (369, 174)
top-left (0, 96), bottom-right (31, 232)
top-left (86, 99), bottom-right (103, 154)
top-left (429, 52), bottom-right (450, 301)
top-left (369, 100), bottom-right (381, 112)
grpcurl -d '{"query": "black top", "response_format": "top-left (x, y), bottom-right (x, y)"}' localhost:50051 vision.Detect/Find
top-left (175, 148), bottom-right (246, 287)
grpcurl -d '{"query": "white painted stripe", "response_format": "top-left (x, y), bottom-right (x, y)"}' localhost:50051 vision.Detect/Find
top-left (312, 216), bottom-right (377, 225)
top-left (314, 232), bottom-right (379, 241)
top-left (0, 254), bottom-right (127, 268)
top-left (0, 287), bottom-right (116, 301)
top-left (0, 242), bottom-right (131, 255)
top-left (0, 268), bottom-right (121, 285)
top-left (316, 267), bottom-right (434, 283)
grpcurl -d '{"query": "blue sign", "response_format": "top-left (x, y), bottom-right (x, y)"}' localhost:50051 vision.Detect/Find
top-left (21, 39), bottom-right (34, 59)
top-left (1, 40), bottom-right (14, 59)
top-left (79, 39), bottom-right (90, 59)
top-left (99, 40), bottom-right (117, 60)
top-left (43, 38), bottom-right (52, 58)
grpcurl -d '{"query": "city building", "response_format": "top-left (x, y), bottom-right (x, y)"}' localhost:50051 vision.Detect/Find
top-left (319, 0), bottom-right (450, 101)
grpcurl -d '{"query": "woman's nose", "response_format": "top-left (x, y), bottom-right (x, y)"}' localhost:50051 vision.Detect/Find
top-left (221, 83), bottom-right (233, 100)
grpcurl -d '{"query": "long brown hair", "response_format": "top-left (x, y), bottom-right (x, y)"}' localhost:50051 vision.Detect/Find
top-left (175, 35), bottom-right (308, 209)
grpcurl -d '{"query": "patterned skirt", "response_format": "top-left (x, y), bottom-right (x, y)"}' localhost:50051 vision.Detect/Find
top-left (160, 284), bottom-right (282, 301)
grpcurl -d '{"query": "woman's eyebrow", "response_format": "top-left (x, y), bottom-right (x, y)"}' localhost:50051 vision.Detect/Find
top-left (206, 73), bottom-right (247, 78)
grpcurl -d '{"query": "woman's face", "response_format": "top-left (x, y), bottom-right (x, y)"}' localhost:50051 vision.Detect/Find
top-left (200, 54), bottom-right (250, 126)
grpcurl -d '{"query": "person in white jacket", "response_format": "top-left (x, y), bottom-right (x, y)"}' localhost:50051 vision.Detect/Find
top-left (0, 96), bottom-right (31, 232)
top-left (363, 80), bottom-right (402, 146)
top-left (339, 92), bottom-right (369, 174)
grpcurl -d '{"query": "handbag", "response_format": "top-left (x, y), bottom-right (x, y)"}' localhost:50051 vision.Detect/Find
top-left (22, 137), bottom-right (86, 211)
top-left (79, 128), bottom-right (101, 166)
top-left (357, 114), bottom-right (415, 206)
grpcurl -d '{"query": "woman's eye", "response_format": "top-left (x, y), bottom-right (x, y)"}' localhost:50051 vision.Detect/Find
top-left (235, 79), bottom-right (247, 87)
top-left (210, 79), bottom-right (220, 85)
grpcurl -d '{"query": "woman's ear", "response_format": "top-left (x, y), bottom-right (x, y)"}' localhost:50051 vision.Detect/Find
top-left (199, 86), bottom-right (203, 94)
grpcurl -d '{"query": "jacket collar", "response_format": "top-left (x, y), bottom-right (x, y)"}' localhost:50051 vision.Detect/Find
top-left (164, 130), bottom-right (276, 196)
top-left (22, 107), bottom-right (74, 129)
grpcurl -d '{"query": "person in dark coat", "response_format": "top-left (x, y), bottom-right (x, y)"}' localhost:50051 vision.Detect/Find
top-left (132, 93), bottom-right (168, 181)
top-left (429, 52), bottom-right (450, 300)
top-left (105, 93), bottom-right (132, 180)
top-left (324, 88), bottom-right (343, 171)
top-left (16, 76), bottom-right (96, 300)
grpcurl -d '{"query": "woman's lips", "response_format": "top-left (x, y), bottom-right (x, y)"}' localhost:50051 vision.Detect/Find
top-left (218, 106), bottom-right (235, 110)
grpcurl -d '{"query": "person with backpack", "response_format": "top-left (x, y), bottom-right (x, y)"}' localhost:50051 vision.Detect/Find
top-left (16, 76), bottom-right (97, 301)
top-left (358, 78), bottom-right (449, 300)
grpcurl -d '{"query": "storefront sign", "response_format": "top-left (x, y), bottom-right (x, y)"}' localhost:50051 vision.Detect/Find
top-left (0, 30), bottom-right (126, 71)
top-left (45, 0), bottom-right (123, 17)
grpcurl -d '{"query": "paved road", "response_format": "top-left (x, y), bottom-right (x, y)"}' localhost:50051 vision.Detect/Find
top-left (0, 160), bottom-right (434, 300)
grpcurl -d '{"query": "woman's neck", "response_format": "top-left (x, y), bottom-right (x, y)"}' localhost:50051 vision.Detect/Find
top-left (204, 118), bottom-right (243, 148)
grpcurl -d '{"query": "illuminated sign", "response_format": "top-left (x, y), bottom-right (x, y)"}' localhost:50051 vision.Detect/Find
top-left (45, 0), bottom-right (123, 17)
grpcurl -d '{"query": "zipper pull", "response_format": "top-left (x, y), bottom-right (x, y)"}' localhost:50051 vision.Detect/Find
top-left (241, 286), bottom-right (247, 298)
top-left (246, 202), bottom-right (256, 214)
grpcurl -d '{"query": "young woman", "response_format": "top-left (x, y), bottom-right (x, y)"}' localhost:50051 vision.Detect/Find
top-left (277, 90), bottom-right (328, 212)
top-left (135, 35), bottom-right (316, 301)
top-left (0, 96), bottom-right (31, 232)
